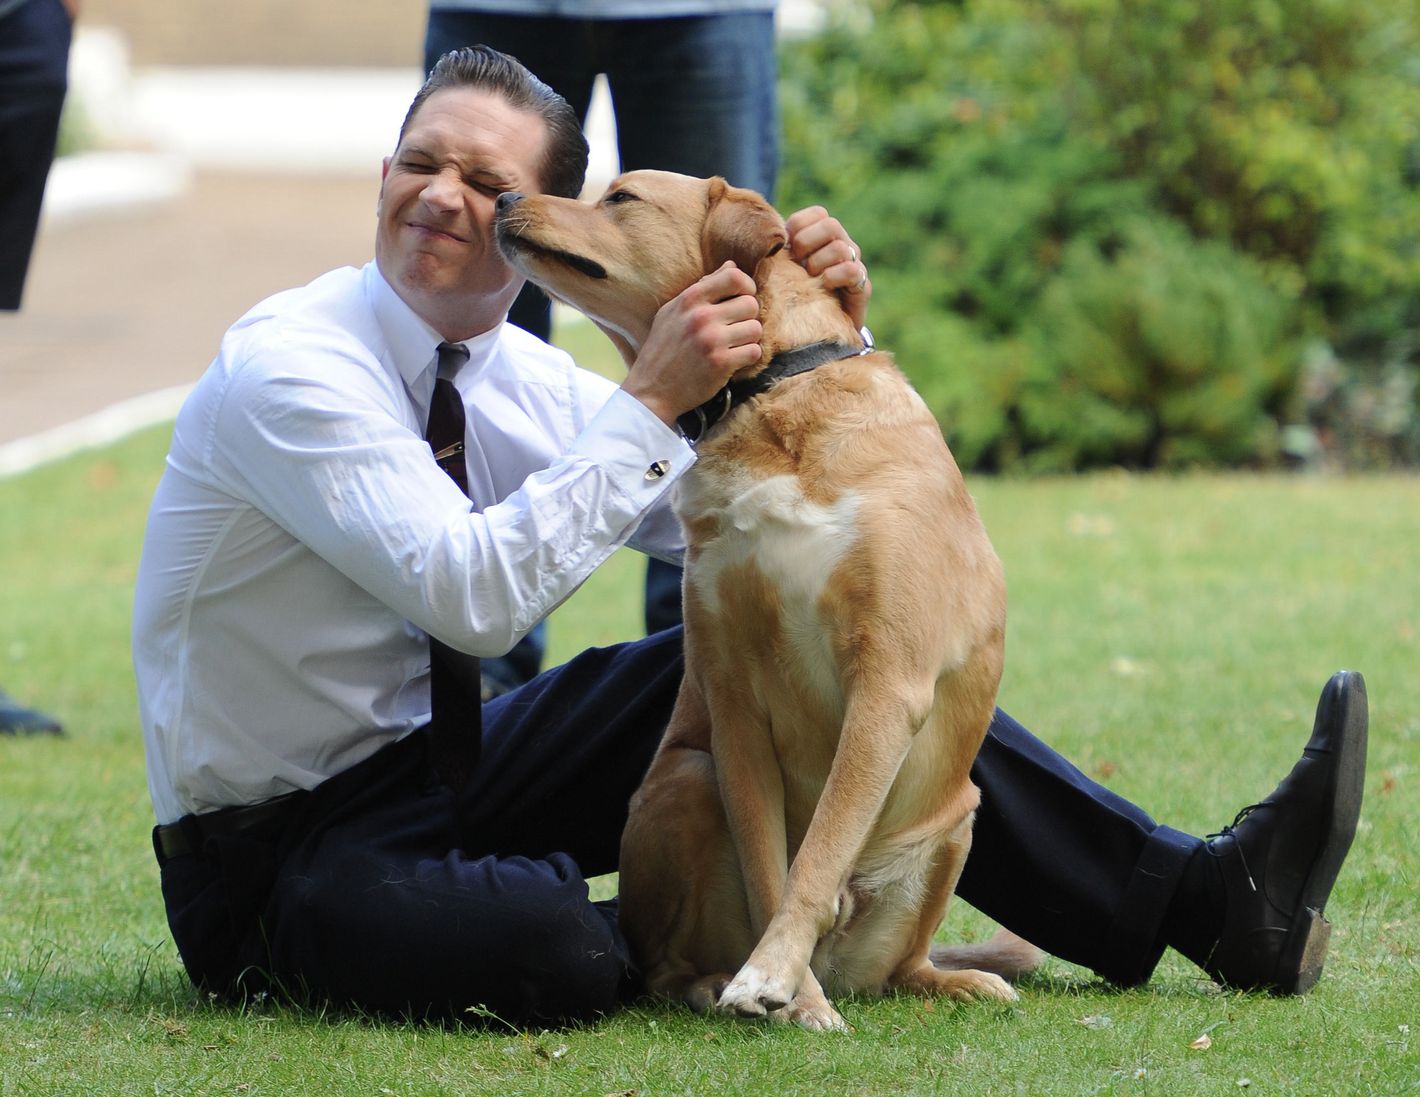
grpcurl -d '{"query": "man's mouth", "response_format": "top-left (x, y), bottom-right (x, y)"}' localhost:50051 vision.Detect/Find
top-left (408, 221), bottom-right (468, 244)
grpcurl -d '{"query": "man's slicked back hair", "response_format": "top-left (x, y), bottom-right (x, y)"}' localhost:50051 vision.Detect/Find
top-left (400, 45), bottom-right (589, 200)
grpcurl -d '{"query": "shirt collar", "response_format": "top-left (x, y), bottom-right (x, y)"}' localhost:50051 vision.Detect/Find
top-left (364, 261), bottom-right (506, 394)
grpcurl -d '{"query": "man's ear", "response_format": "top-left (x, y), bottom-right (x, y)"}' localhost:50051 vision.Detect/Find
top-left (376, 156), bottom-right (392, 216)
top-left (701, 177), bottom-right (788, 278)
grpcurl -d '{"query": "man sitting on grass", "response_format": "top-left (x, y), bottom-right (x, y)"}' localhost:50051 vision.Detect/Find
top-left (133, 45), bottom-right (1368, 1025)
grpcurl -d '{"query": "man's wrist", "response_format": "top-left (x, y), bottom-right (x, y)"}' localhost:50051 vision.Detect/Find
top-left (619, 379), bottom-right (681, 429)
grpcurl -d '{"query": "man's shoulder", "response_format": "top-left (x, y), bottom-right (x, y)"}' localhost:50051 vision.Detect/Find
top-left (223, 267), bottom-right (382, 374)
top-left (497, 320), bottom-right (574, 368)
top-left (232, 265), bottom-right (368, 334)
top-left (496, 322), bottom-right (618, 396)
top-left (192, 265), bottom-right (401, 429)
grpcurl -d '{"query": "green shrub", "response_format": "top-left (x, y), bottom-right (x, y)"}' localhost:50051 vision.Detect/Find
top-left (778, 0), bottom-right (1420, 471)
top-left (1058, 0), bottom-right (1420, 306)
top-left (1019, 217), bottom-right (1295, 471)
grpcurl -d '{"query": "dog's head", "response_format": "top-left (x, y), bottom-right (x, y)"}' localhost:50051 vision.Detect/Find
top-left (494, 170), bottom-right (788, 358)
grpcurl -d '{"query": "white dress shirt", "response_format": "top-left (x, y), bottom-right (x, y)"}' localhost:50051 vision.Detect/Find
top-left (134, 261), bottom-right (693, 824)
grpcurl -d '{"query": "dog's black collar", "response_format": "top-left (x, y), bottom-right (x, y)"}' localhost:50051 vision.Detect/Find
top-left (676, 334), bottom-right (874, 445)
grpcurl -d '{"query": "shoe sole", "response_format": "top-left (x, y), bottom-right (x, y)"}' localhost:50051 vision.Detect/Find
top-left (1271, 670), bottom-right (1368, 994)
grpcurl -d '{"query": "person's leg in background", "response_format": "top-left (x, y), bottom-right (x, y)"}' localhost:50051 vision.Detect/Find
top-left (0, 0), bottom-right (73, 311)
top-left (600, 13), bottom-right (779, 197)
top-left (0, 0), bottom-right (74, 736)
top-left (598, 11), bottom-right (780, 637)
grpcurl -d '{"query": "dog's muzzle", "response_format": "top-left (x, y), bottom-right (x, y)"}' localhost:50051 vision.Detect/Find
top-left (495, 193), bottom-right (609, 281)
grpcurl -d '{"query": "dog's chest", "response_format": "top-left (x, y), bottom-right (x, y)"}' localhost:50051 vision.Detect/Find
top-left (678, 466), bottom-right (859, 608)
top-left (677, 464), bottom-right (860, 698)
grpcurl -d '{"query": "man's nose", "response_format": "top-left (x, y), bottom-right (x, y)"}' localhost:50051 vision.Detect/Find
top-left (421, 171), bottom-right (462, 210)
top-left (496, 191), bottom-right (524, 214)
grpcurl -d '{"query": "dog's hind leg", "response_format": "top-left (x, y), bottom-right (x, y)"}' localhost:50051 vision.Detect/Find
top-left (620, 680), bottom-right (757, 1011)
top-left (887, 815), bottom-right (1029, 1002)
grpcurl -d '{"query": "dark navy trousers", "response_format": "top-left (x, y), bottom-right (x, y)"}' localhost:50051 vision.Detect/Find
top-left (156, 627), bottom-right (1198, 1025)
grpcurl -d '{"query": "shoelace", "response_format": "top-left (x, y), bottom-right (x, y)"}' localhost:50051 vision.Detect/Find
top-left (1204, 800), bottom-right (1272, 893)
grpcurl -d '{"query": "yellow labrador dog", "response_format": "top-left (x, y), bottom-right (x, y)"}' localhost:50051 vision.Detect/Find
top-left (496, 171), bottom-right (1037, 1031)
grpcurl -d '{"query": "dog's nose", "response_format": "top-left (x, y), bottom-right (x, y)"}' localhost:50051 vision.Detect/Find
top-left (496, 191), bottom-right (524, 213)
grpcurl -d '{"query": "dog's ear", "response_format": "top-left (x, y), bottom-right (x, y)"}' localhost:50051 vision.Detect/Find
top-left (701, 176), bottom-right (788, 278)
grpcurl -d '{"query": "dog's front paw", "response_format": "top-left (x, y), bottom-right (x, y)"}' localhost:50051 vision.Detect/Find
top-left (716, 962), bottom-right (795, 1018)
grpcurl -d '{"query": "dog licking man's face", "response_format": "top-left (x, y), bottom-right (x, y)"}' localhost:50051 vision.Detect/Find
top-left (495, 170), bottom-right (785, 348)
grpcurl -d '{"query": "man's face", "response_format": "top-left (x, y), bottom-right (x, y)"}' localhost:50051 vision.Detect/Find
top-left (376, 87), bottom-right (549, 338)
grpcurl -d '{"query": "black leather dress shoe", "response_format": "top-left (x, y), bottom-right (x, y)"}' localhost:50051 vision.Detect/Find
top-left (1201, 670), bottom-right (1368, 994)
top-left (0, 688), bottom-right (63, 735)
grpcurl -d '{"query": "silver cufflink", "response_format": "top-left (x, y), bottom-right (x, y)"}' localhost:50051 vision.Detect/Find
top-left (645, 460), bottom-right (671, 480)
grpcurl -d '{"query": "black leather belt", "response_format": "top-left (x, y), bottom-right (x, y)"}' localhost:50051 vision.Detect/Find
top-left (154, 791), bottom-right (304, 861)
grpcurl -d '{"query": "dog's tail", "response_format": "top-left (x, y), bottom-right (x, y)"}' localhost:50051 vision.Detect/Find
top-left (930, 928), bottom-right (1043, 982)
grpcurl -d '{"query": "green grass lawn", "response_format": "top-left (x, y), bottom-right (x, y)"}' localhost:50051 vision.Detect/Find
top-left (2, 405), bottom-right (1417, 1093)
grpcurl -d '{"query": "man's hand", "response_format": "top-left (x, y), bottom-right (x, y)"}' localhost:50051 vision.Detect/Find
top-left (785, 207), bottom-right (872, 331)
top-left (622, 262), bottom-right (763, 427)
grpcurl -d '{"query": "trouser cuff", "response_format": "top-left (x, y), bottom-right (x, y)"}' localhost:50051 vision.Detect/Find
top-left (1099, 823), bottom-right (1200, 986)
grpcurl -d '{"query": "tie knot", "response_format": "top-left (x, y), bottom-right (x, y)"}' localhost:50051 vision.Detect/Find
top-left (436, 341), bottom-right (470, 381)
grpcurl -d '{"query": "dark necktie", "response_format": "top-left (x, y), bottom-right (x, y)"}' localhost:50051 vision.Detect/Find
top-left (424, 341), bottom-right (481, 790)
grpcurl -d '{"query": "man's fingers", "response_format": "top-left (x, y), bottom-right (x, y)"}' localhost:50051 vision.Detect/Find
top-left (784, 207), bottom-right (871, 326)
top-left (786, 211), bottom-right (866, 283)
top-left (818, 246), bottom-right (867, 288)
top-left (785, 206), bottom-right (832, 254)
top-left (716, 292), bottom-right (763, 325)
top-left (675, 263), bottom-right (761, 353)
top-left (675, 293), bottom-right (758, 349)
top-left (697, 260), bottom-right (759, 303)
top-left (723, 317), bottom-right (764, 358)
top-left (690, 310), bottom-right (761, 364)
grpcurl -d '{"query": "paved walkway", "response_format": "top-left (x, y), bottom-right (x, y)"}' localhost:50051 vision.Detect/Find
top-left (0, 169), bottom-right (384, 467)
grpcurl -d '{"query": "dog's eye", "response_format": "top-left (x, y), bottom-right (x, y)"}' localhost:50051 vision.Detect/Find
top-left (605, 190), bottom-right (640, 205)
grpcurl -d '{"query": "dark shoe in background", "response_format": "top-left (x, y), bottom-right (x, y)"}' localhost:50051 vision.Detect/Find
top-left (0, 687), bottom-right (63, 735)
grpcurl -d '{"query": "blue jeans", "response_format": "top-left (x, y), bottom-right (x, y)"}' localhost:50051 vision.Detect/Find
top-left (424, 10), bottom-right (780, 680)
